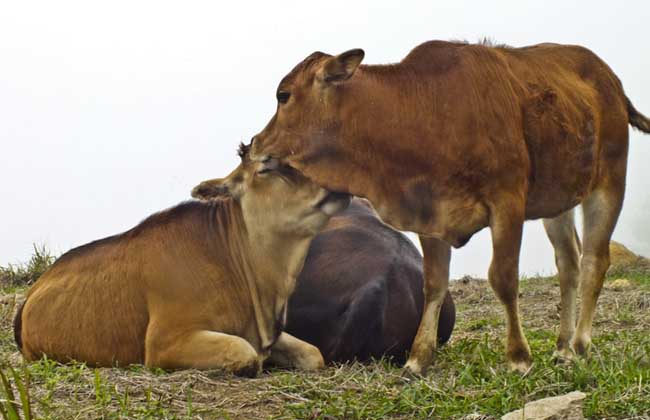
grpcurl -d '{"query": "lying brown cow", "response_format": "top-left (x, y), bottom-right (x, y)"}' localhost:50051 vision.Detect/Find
top-left (14, 143), bottom-right (350, 376)
top-left (287, 198), bottom-right (455, 363)
top-left (249, 40), bottom-right (650, 373)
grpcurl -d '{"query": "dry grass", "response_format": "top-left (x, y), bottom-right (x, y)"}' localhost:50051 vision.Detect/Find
top-left (1, 250), bottom-right (649, 419)
top-left (0, 245), bottom-right (55, 290)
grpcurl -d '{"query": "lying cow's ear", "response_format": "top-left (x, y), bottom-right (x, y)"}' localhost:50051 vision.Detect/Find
top-left (191, 178), bottom-right (232, 200)
top-left (319, 48), bottom-right (365, 83)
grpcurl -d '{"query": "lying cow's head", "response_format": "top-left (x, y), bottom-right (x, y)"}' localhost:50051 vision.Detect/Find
top-left (249, 49), bottom-right (365, 191)
top-left (192, 143), bottom-right (350, 236)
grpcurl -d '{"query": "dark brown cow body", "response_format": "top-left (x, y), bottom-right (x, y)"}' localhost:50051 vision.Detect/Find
top-left (250, 40), bottom-right (650, 373)
top-left (287, 199), bottom-right (455, 363)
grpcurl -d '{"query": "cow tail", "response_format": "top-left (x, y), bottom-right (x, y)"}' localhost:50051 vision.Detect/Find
top-left (574, 226), bottom-right (582, 257)
top-left (331, 280), bottom-right (385, 362)
top-left (627, 96), bottom-right (650, 133)
top-left (13, 300), bottom-right (26, 351)
top-left (437, 291), bottom-right (456, 347)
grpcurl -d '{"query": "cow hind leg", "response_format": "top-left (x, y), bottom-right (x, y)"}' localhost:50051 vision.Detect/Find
top-left (543, 209), bottom-right (581, 361)
top-left (145, 330), bottom-right (261, 377)
top-left (572, 186), bottom-right (624, 356)
top-left (487, 200), bottom-right (532, 372)
top-left (404, 236), bottom-right (451, 375)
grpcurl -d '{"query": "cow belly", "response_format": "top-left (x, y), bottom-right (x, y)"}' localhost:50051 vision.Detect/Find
top-left (21, 279), bottom-right (148, 366)
top-left (375, 191), bottom-right (489, 248)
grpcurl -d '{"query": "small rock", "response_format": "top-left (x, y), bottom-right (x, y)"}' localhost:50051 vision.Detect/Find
top-left (610, 241), bottom-right (639, 267)
top-left (605, 278), bottom-right (634, 291)
top-left (609, 241), bottom-right (650, 272)
top-left (501, 391), bottom-right (586, 420)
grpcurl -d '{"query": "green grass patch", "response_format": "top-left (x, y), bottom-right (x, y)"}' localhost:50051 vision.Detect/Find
top-left (271, 328), bottom-right (650, 419)
top-left (0, 250), bottom-right (648, 418)
top-left (466, 317), bottom-right (503, 332)
top-left (0, 245), bottom-right (55, 291)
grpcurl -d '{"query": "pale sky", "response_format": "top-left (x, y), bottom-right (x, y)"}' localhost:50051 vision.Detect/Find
top-left (1, 1), bottom-right (649, 278)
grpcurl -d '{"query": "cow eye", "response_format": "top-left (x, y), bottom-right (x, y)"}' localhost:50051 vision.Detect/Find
top-left (276, 91), bottom-right (291, 104)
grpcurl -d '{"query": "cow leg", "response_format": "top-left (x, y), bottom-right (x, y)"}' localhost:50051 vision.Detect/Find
top-left (266, 332), bottom-right (325, 370)
top-left (145, 330), bottom-right (261, 377)
top-left (487, 202), bottom-right (532, 372)
top-left (572, 187), bottom-right (623, 356)
top-left (404, 236), bottom-right (451, 375)
top-left (543, 209), bottom-right (581, 361)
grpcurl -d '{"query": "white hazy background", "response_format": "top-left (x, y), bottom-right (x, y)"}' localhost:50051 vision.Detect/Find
top-left (1, 1), bottom-right (649, 279)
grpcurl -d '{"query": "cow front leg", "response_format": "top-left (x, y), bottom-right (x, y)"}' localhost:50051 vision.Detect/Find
top-left (145, 329), bottom-right (262, 377)
top-left (487, 202), bottom-right (532, 373)
top-left (266, 332), bottom-right (325, 370)
top-left (404, 236), bottom-right (451, 375)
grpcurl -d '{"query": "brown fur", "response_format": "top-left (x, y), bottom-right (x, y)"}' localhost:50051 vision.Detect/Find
top-left (287, 198), bottom-right (456, 363)
top-left (13, 301), bottom-right (25, 350)
top-left (16, 150), bottom-right (350, 375)
top-left (250, 40), bottom-right (650, 373)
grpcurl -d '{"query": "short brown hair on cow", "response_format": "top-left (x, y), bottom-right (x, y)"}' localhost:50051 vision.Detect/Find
top-left (250, 40), bottom-right (650, 374)
top-left (287, 198), bottom-right (456, 364)
top-left (15, 145), bottom-right (350, 375)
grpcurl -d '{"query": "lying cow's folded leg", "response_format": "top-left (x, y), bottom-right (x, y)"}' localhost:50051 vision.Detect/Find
top-left (144, 330), bottom-right (261, 377)
top-left (404, 236), bottom-right (451, 375)
top-left (266, 332), bottom-right (324, 371)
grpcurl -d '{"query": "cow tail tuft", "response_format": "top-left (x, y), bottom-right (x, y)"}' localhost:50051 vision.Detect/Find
top-left (627, 96), bottom-right (650, 133)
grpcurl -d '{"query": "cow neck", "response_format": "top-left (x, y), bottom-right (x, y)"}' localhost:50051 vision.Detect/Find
top-left (295, 74), bottom-right (435, 228)
top-left (210, 198), bottom-right (309, 350)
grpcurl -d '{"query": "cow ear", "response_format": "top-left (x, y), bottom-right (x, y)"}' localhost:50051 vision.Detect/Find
top-left (191, 178), bottom-right (233, 200)
top-left (320, 49), bottom-right (365, 83)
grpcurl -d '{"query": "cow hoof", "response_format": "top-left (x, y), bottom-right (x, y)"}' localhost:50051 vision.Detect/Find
top-left (507, 344), bottom-right (532, 374)
top-left (233, 365), bottom-right (260, 378)
top-left (508, 359), bottom-right (533, 374)
top-left (403, 359), bottom-right (427, 377)
top-left (572, 336), bottom-right (591, 357)
top-left (233, 358), bottom-right (262, 378)
top-left (507, 349), bottom-right (533, 374)
top-left (552, 347), bottom-right (576, 364)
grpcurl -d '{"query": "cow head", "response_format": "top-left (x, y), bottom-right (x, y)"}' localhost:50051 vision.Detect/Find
top-left (192, 143), bottom-right (350, 236)
top-left (249, 49), bottom-right (365, 191)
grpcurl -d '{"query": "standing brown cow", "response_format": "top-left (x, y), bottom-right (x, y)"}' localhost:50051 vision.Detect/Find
top-left (249, 40), bottom-right (650, 374)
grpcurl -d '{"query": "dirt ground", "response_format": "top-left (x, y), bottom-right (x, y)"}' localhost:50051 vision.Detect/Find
top-left (1, 268), bottom-right (649, 419)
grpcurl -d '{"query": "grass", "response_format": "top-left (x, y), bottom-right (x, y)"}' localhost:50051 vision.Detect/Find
top-left (0, 246), bottom-right (55, 291)
top-left (0, 247), bottom-right (649, 418)
top-left (0, 365), bottom-right (33, 420)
